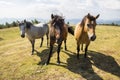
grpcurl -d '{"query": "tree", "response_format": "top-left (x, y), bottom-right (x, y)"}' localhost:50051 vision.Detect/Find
top-left (112, 22), bottom-right (115, 26)
top-left (11, 21), bottom-right (17, 27)
top-left (32, 19), bottom-right (39, 24)
top-left (5, 22), bottom-right (11, 28)
top-left (0, 24), bottom-right (5, 29)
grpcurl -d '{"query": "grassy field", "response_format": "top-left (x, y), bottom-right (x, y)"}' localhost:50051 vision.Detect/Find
top-left (0, 25), bottom-right (120, 80)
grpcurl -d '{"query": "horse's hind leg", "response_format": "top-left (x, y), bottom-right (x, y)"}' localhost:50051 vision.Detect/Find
top-left (81, 44), bottom-right (84, 51)
top-left (77, 43), bottom-right (80, 59)
top-left (46, 34), bottom-right (49, 47)
top-left (64, 39), bottom-right (67, 50)
top-left (57, 42), bottom-right (62, 64)
top-left (40, 37), bottom-right (43, 47)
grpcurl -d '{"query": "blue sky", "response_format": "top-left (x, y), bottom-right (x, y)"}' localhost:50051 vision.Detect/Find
top-left (0, 0), bottom-right (120, 20)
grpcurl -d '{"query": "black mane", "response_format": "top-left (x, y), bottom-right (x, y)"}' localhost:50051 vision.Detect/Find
top-left (51, 15), bottom-right (64, 33)
top-left (25, 21), bottom-right (33, 29)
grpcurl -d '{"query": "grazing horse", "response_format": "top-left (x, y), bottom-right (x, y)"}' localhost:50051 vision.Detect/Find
top-left (46, 14), bottom-right (74, 65)
top-left (18, 20), bottom-right (49, 55)
top-left (74, 13), bottom-right (100, 59)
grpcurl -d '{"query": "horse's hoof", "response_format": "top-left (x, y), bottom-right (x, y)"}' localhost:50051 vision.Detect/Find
top-left (57, 61), bottom-right (60, 65)
top-left (45, 61), bottom-right (49, 65)
top-left (65, 48), bottom-right (67, 51)
top-left (40, 45), bottom-right (42, 47)
top-left (57, 62), bottom-right (60, 65)
top-left (77, 57), bottom-right (79, 60)
top-left (77, 54), bottom-right (79, 60)
top-left (84, 55), bottom-right (87, 58)
top-left (45, 63), bottom-right (48, 66)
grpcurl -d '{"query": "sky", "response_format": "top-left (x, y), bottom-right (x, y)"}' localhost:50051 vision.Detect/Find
top-left (0, 0), bottom-right (120, 21)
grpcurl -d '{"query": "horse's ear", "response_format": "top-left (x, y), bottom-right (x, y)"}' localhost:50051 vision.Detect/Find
top-left (96, 14), bottom-right (100, 19)
top-left (87, 13), bottom-right (90, 18)
top-left (51, 14), bottom-right (54, 19)
top-left (17, 20), bottom-right (20, 24)
top-left (24, 19), bottom-right (26, 23)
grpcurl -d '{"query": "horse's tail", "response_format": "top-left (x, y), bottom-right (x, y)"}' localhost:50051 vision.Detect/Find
top-left (45, 24), bottom-right (49, 35)
top-left (68, 26), bottom-right (74, 35)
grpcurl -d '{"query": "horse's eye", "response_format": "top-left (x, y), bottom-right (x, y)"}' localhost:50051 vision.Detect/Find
top-left (87, 24), bottom-right (92, 28)
top-left (87, 24), bottom-right (90, 27)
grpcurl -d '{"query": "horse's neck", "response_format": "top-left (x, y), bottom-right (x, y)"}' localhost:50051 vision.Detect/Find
top-left (79, 23), bottom-right (85, 33)
top-left (25, 28), bottom-right (31, 35)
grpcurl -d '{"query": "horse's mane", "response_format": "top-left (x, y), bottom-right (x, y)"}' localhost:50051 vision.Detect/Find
top-left (80, 14), bottom-right (96, 27)
top-left (25, 21), bottom-right (33, 29)
top-left (51, 15), bottom-right (64, 31)
top-left (80, 16), bottom-right (87, 27)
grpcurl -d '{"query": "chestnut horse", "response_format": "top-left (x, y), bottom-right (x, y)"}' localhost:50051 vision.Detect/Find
top-left (74, 13), bottom-right (100, 59)
top-left (46, 14), bottom-right (74, 65)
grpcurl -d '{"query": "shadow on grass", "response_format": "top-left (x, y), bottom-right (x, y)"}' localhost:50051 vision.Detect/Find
top-left (35, 47), bottom-right (120, 80)
top-left (36, 45), bottom-right (58, 65)
top-left (88, 50), bottom-right (120, 77)
top-left (0, 37), bottom-right (4, 41)
top-left (62, 50), bottom-right (102, 80)
top-left (62, 50), bottom-right (120, 80)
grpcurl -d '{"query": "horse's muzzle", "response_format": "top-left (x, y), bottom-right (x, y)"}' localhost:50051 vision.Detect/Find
top-left (21, 34), bottom-right (25, 38)
top-left (91, 35), bottom-right (96, 41)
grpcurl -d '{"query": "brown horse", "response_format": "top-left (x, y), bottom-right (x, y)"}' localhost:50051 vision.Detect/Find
top-left (45, 14), bottom-right (74, 65)
top-left (74, 13), bottom-right (100, 59)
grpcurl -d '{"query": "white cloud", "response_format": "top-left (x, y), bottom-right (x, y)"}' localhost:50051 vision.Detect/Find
top-left (0, 0), bottom-right (120, 20)
top-left (96, 0), bottom-right (120, 10)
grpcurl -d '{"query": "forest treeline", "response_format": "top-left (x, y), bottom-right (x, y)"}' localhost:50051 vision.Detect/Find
top-left (0, 19), bottom-right (39, 29)
top-left (0, 19), bottom-right (119, 29)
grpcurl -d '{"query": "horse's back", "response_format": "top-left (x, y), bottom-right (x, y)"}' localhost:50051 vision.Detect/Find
top-left (34, 23), bottom-right (48, 30)
top-left (27, 23), bottom-right (49, 39)
top-left (34, 23), bottom-right (48, 28)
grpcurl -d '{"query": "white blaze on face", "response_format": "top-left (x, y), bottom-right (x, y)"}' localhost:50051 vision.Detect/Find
top-left (88, 32), bottom-right (94, 40)
top-left (20, 25), bottom-right (25, 36)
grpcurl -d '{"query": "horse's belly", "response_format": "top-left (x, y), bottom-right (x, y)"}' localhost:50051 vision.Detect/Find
top-left (79, 36), bottom-right (89, 44)
top-left (33, 33), bottom-right (44, 39)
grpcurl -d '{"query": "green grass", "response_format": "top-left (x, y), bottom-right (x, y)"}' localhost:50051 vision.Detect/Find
top-left (0, 26), bottom-right (120, 80)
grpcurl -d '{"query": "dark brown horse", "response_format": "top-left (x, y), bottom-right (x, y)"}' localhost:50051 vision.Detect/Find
top-left (74, 13), bottom-right (100, 59)
top-left (45, 14), bottom-right (74, 65)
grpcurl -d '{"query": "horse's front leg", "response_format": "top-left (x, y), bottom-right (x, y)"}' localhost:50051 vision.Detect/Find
top-left (64, 39), bottom-right (67, 50)
top-left (81, 44), bottom-right (84, 52)
top-left (32, 40), bottom-right (35, 55)
top-left (77, 43), bottom-right (80, 59)
top-left (30, 39), bottom-right (35, 55)
top-left (84, 42), bottom-right (90, 58)
top-left (57, 42), bottom-right (62, 64)
top-left (40, 37), bottom-right (43, 47)
top-left (45, 44), bottom-right (53, 65)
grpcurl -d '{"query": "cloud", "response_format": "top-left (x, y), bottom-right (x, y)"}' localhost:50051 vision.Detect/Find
top-left (0, 1), bottom-right (16, 7)
top-left (0, 0), bottom-right (120, 20)
top-left (96, 0), bottom-right (120, 10)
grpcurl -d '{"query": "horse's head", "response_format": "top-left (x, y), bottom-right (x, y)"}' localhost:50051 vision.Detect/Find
top-left (84, 13), bottom-right (100, 41)
top-left (51, 14), bottom-right (64, 27)
top-left (18, 20), bottom-right (32, 38)
top-left (50, 14), bottom-right (65, 44)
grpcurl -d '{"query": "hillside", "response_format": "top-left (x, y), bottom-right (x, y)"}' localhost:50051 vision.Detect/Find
top-left (0, 25), bottom-right (120, 80)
